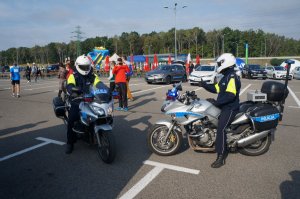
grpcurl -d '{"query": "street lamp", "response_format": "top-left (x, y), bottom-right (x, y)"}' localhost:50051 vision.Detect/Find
top-left (222, 34), bottom-right (226, 54)
top-left (234, 41), bottom-right (239, 57)
top-left (164, 3), bottom-right (187, 60)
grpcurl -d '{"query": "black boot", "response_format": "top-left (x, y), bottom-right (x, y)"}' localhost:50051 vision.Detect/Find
top-left (65, 144), bottom-right (73, 154)
top-left (211, 152), bottom-right (228, 168)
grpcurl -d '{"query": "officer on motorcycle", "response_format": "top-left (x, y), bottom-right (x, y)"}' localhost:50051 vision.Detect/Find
top-left (198, 53), bottom-right (241, 168)
top-left (65, 55), bottom-right (101, 154)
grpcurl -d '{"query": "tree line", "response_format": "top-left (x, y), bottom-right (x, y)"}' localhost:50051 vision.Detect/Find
top-left (1, 26), bottom-right (300, 66)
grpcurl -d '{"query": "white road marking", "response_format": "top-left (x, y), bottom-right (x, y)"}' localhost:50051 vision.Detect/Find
top-left (24, 85), bottom-right (58, 90)
top-left (119, 167), bottom-right (164, 199)
top-left (288, 86), bottom-right (300, 108)
top-left (0, 137), bottom-right (65, 162)
top-left (132, 85), bottom-right (168, 95)
top-left (239, 84), bottom-right (252, 96)
top-left (119, 160), bottom-right (199, 199)
top-left (193, 87), bottom-right (203, 92)
top-left (288, 106), bottom-right (300, 109)
top-left (144, 160), bottom-right (200, 174)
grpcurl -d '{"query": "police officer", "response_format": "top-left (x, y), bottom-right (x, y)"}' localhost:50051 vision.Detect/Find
top-left (198, 53), bottom-right (241, 168)
top-left (65, 55), bottom-right (101, 154)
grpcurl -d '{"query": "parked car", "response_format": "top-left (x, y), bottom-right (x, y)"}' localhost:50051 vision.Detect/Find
top-left (293, 66), bottom-right (300, 80)
top-left (47, 64), bottom-right (59, 71)
top-left (145, 64), bottom-right (187, 84)
top-left (189, 65), bottom-right (222, 85)
top-left (242, 64), bottom-right (267, 79)
top-left (265, 66), bottom-right (293, 80)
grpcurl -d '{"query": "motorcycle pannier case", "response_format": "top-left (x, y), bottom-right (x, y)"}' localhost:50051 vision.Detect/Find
top-left (249, 104), bottom-right (280, 131)
top-left (261, 81), bottom-right (288, 102)
top-left (53, 97), bottom-right (65, 118)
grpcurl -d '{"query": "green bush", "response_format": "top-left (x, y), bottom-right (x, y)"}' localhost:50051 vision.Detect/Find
top-left (270, 58), bottom-right (285, 66)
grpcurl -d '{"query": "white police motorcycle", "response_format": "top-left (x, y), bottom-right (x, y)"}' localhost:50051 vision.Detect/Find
top-left (53, 82), bottom-right (116, 163)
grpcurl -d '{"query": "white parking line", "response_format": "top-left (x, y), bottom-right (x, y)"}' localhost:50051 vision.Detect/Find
top-left (0, 137), bottom-right (65, 162)
top-left (288, 86), bottom-right (300, 108)
top-left (132, 85), bottom-right (168, 95)
top-left (240, 84), bottom-right (252, 96)
top-left (24, 85), bottom-right (57, 90)
top-left (119, 160), bottom-right (199, 199)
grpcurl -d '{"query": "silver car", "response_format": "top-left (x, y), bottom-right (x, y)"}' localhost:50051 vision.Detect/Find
top-left (293, 66), bottom-right (300, 80)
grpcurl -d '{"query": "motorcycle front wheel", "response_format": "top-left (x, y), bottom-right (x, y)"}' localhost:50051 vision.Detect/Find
top-left (238, 134), bottom-right (271, 156)
top-left (147, 124), bottom-right (182, 156)
top-left (96, 131), bottom-right (116, 164)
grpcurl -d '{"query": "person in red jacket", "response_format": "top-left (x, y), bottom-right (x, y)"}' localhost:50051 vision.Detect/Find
top-left (113, 57), bottom-right (130, 111)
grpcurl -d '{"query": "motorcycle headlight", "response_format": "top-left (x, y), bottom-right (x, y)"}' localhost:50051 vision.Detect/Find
top-left (91, 106), bottom-right (105, 116)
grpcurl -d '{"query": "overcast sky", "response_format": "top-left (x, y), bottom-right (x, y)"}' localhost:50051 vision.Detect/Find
top-left (1, 0), bottom-right (299, 51)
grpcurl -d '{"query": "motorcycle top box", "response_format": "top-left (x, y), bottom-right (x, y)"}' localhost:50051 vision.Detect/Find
top-left (53, 97), bottom-right (65, 118)
top-left (261, 81), bottom-right (288, 102)
top-left (249, 104), bottom-right (280, 132)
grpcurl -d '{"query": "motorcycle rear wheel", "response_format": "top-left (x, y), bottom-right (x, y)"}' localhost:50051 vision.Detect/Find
top-left (96, 131), bottom-right (116, 164)
top-left (238, 134), bottom-right (271, 156)
top-left (147, 124), bottom-right (182, 156)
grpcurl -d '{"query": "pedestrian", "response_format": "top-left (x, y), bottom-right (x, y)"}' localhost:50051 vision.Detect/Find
top-left (198, 53), bottom-right (241, 168)
top-left (113, 57), bottom-right (130, 111)
top-left (25, 63), bottom-right (31, 84)
top-left (108, 61), bottom-right (116, 94)
top-left (126, 63), bottom-right (134, 101)
top-left (57, 62), bottom-right (67, 99)
top-left (189, 62), bottom-right (194, 74)
top-left (10, 63), bottom-right (21, 98)
top-left (32, 63), bottom-right (37, 82)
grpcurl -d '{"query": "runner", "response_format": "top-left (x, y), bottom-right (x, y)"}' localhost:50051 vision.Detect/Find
top-left (10, 63), bottom-right (21, 98)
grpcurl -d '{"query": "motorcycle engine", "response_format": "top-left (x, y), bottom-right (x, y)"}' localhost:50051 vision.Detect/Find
top-left (192, 123), bottom-right (215, 147)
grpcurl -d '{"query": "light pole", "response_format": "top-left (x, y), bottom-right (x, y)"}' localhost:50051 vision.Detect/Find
top-left (222, 34), bottom-right (226, 54)
top-left (164, 3), bottom-right (187, 60)
top-left (234, 41), bottom-right (239, 57)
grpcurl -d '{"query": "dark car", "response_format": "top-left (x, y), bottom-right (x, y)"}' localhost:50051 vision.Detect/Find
top-left (145, 64), bottom-right (187, 84)
top-left (47, 64), bottom-right (59, 71)
top-left (242, 64), bottom-right (267, 79)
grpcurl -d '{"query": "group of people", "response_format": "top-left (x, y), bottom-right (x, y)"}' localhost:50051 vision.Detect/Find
top-left (25, 63), bottom-right (44, 84)
top-left (63, 52), bottom-right (241, 170)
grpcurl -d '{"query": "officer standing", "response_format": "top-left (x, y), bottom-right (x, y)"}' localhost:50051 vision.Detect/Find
top-left (198, 53), bottom-right (241, 168)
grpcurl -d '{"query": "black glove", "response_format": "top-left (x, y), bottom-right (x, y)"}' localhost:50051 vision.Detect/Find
top-left (206, 98), bottom-right (217, 106)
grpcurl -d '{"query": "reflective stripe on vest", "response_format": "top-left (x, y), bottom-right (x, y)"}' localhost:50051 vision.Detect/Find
top-left (93, 74), bottom-right (101, 86)
top-left (215, 84), bottom-right (220, 93)
top-left (67, 74), bottom-right (76, 85)
top-left (226, 78), bottom-right (237, 95)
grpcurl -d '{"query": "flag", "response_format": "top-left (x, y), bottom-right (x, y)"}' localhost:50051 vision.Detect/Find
top-left (104, 56), bottom-right (110, 72)
top-left (144, 56), bottom-right (150, 71)
top-left (186, 53), bottom-right (191, 73)
top-left (153, 54), bottom-right (158, 69)
top-left (196, 54), bottom-right (200, 65)
top-left (168, 55), bottom-right (172, 65)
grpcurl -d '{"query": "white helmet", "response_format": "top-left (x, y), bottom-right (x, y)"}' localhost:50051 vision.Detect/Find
top-left (75, 55), bottom-right (92, 75)
top-left (216, 53), bottom-right (236, 73)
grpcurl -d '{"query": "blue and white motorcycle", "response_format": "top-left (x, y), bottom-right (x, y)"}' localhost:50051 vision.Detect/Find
top-left (53, 82), bottom-right (116, 163)
top-left (147, 81), bottom-right (287, 156)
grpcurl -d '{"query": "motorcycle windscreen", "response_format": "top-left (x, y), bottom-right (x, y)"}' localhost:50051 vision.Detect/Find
top-left (91, 82), bottom-right (112, 103)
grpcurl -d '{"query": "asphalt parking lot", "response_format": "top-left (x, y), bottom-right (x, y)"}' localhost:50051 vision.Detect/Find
top-left (1, 77), bottom-right (300, 199)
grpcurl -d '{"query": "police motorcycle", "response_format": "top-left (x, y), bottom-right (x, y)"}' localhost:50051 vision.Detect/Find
top-left (147, 60), bottom-right (294, 156)
top-left (53, 82), bottom-right (116, 164)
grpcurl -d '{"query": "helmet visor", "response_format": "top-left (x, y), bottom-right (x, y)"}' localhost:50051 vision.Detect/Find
top-left (78, 64), bottom-right (90, 71)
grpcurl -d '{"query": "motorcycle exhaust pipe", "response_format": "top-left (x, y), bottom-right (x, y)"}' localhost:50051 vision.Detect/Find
top-left (237, 130), bottom-right (270, 147)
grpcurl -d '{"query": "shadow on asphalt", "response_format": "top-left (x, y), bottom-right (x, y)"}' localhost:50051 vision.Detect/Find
top-left (0, 120), bottom-right (48, 136)
top-left (0, 113), bottom-right (154, 199)
top-left (280, 170), bottom-right (300, 199)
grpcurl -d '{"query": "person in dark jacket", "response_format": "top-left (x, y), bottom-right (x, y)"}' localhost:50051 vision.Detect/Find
top-left (65, 55), bottom-right (102, 154)
top-left (198, 53), bottom-right (241, 168)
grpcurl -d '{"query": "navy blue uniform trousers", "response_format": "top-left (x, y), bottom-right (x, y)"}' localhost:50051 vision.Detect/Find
top-left (216, 109), bottom-right (238, 154)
